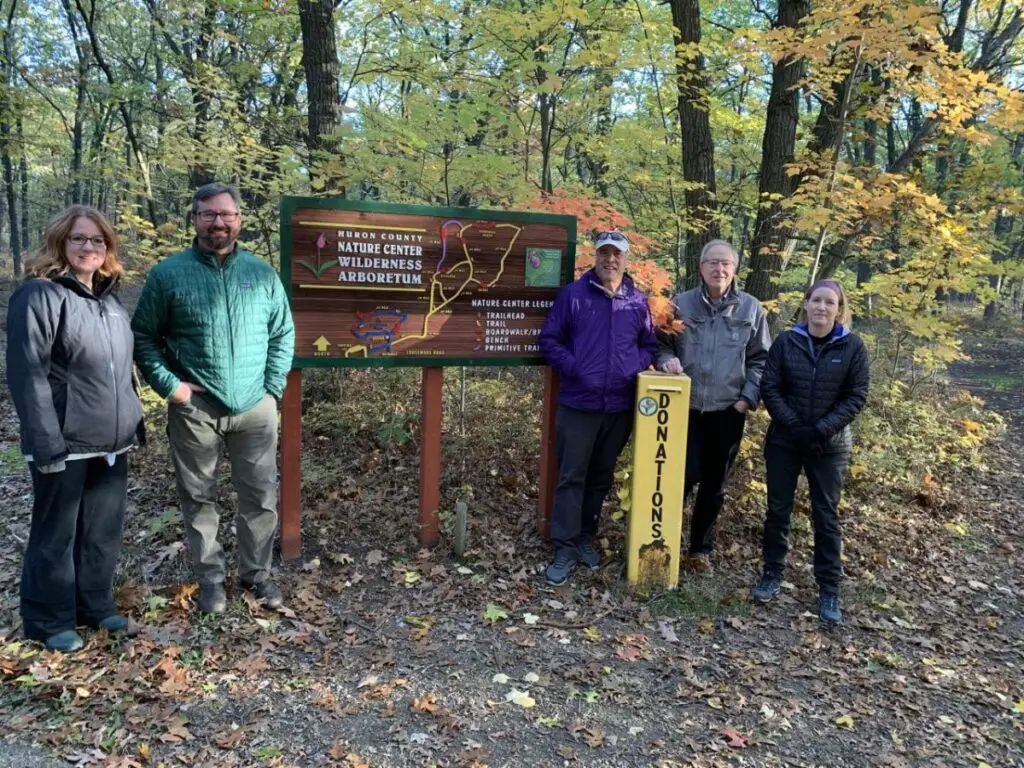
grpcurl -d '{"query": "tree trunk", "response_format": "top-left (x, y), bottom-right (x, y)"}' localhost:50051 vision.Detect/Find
top-left (298, 0), bottom-right (344, 194)
top-left (671, 0), bottom-right (719, 287)
top-left (17, 114), bottom-right (28, 250)
top-left (984, 132), bottom-right (1024, 319)
top-left (744, 0), bottom-right (809, 302)
top-left (1, 0), bottom-right (21, 276)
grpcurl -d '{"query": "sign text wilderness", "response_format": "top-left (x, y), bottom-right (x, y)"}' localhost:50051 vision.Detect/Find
top-left (280, 198), bottom-right (577, 368)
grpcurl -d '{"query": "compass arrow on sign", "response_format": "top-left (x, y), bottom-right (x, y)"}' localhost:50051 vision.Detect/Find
top-left (313, 336), bottom-right (331, 355)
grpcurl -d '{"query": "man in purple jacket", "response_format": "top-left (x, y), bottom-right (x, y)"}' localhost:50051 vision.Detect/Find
top-left (539, 231), bottom-right (659, 585)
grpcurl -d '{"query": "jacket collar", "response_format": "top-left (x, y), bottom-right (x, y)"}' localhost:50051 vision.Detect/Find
top-left (793, 322), bottom-right (849, 342)
top-left (192, 238), bottom-right (239, 268)
top-left (53, 272), bottom-right (117, 299)
top-left (700, 281), bottom-right (738, 309)
top-left (583, 268), bottom-right (637, 299)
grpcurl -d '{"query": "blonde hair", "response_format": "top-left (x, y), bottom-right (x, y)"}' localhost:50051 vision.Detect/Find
top-left (23, 205), bottom-right (123, 281)
top-left (798, 279), bottom-right (850, 326)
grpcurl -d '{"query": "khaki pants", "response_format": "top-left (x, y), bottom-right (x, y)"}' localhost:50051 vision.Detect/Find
top-left (167, 392), bottom-right (278, 586)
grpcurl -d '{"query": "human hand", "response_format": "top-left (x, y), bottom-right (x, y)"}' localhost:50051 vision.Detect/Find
top-left (37, 459), bottom-right (66, 474)
top-left (733, 400), bottom-right (750, 414)
top-left (789, 425), bottom-right (818, 445)
top-left (169, 382), bottom-right (206, 404)
top-left (660, 357), bottom-right (683, 375)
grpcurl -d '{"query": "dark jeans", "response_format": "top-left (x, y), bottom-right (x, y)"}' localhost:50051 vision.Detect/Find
top-left (549, 405), bottom-right (633, 556)
top-left (762, 443), bottom-right (849, 590)
top-left (684, 407), bottom-right (746, 554)
top-left (21, 455), bottom-right (128, 639)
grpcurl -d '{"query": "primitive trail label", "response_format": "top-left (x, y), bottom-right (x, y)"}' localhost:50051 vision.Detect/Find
top-left (627, 373), bottom-right (691, 589)
top-left (280, 198), bottom-right (576, 368)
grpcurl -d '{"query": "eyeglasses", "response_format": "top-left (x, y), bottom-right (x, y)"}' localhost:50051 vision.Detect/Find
top-left (195, 210), bottom-right (240, 223)
top-left (595, 231), bottom-right (627, 242)
top-left (701, 258), bottom-right (735, 268)
top-left (68, 235), bottom-right (107, 250)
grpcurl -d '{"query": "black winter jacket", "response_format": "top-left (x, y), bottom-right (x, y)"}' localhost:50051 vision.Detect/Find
top-left (761, 324), bottom-right (870, 454)
top-left (6, 275), bottom-right (144, 463)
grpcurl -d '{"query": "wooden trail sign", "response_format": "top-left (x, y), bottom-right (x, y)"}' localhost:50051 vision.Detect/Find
top-left (278, 198), bottom-right (576, 558)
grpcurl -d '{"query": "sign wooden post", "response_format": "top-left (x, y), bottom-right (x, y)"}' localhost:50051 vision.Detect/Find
top-left (279, 197), bottom-right (575, 556)
top-left (280, 369), bottom-right (303, 560)
top-left (536, 368), bottom-right (559, 538)
top-left (419, 367), bottom-right (444, 545)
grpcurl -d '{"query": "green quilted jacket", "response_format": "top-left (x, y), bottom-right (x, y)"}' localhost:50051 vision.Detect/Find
top-left (132, 243), bottom-right (295, 414)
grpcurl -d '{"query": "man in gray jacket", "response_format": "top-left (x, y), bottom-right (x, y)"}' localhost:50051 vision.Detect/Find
top-left (657, 240), bottom-right (771, 564)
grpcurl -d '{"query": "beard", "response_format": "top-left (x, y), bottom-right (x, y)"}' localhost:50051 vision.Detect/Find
top-left (200, 228), bottom-right (235, 250)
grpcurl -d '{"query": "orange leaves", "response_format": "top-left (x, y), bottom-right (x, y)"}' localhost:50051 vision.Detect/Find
top-left (151, 648), bottom-right (190, 696)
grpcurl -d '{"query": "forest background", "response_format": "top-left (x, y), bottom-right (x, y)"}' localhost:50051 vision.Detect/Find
top-left (0, 1), bottom-right (1023, 766)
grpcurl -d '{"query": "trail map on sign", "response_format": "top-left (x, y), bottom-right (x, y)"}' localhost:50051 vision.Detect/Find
top-left (282, 199), bottom-right (575, 368)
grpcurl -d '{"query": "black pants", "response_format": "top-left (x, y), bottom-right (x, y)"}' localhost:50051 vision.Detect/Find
top-left (549, 405), bottom-right (633, 556)
top-left (684, 407), bottom-right (746, 554)
top-left (20, 455), bottom-right (128, 640)
top-left (762, 444), bottom-right (848, 590)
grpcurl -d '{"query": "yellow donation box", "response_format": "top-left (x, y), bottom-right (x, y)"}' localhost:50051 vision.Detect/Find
top-left (626, 372), bottom-right (690, 589)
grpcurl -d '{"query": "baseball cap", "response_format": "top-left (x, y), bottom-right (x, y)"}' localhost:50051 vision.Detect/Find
top-left (594, 231), bottom-right (629, 254)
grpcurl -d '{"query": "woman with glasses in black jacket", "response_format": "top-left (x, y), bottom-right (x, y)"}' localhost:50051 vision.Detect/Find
top-left (751, 280), bottom-right (869, 625)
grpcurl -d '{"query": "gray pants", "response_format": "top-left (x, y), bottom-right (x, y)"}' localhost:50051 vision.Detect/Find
top-left (167, 392), bottom-right (278, 586)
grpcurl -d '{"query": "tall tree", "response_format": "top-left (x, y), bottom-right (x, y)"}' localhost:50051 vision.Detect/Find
top-left (670, 0), bottom-right (719, 287)
top-left (745, 0), bottom-right (811, 302)
top-left (0, 0), bottom-right (21, 276)
top-left (298, 0), bottom-right (344, 194)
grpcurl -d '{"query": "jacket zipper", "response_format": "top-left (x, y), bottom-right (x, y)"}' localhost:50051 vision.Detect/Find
top-left (101, 300), bottom-right (120, 448)
top-left (603, 290), bottom-right (614, 411)
top-left (220, 258), bottom-right (235, 403)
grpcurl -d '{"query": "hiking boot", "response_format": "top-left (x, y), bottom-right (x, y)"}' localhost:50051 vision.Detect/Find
top-left (44, 630), bottom-right (84, 653)
top-left (545, 552), bottom-right (577, 586)
top-left (97, 615), bottom-right (132, 634)
top-left (241, 579), bottom-right (283, 609)
top-left (751, 572), bottom-right (782, 603)
top-left (818, 589), bottom-right (842, 625)
top-left (577, 541), bottom-right (601, 571)
top-left (198, 582), bottom-right (228, 614)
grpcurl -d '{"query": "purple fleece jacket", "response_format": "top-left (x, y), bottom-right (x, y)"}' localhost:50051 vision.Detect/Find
top-left (539, 269), bottom-right (658, 413)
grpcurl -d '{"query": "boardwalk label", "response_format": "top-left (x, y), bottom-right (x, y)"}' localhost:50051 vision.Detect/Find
top-left (281, 198), bottom-right (576, 368)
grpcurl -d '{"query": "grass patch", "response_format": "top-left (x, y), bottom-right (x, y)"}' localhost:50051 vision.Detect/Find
top-left (968, 370), bottom-right (1024, 391)
top-left (647, 573), bottom-right (748, 620)
top-left (0, 443), bottom-right (24, 477)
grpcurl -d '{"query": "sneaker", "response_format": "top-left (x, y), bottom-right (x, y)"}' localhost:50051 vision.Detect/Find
top-left (751, 572), bottom-right (782, 603)
top-left (577, 541), bottom-right (601, 571)
top-left (544, 552), bottom-right (577, 586)
top-left (198, 582), bottom-right (228, 614)
top-left (241, 579), bottom-right (283, 609)
top-left (44, 630), bottom-right (84, 653)
top-left (818, 589), bottom-right (842, 625)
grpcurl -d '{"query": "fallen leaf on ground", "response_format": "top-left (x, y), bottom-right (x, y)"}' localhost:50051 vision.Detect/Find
top-left (721, 727), bottom-right (748, 748)
top-left (412, 693), bottom-right (439, 713)
top-left (505, 689), bottom-right (536, 708)
top-left (523, 612), bottom-right (539, 625)
top-left (835, 715), bottom-right (855, 729)
top-left (491, 673), bottom-right (510, 684)
top-left (483, 604), bottom-right (508, 622)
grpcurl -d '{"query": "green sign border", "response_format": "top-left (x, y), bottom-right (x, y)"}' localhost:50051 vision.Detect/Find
top-left (280, 196), bottom-right (577, 369)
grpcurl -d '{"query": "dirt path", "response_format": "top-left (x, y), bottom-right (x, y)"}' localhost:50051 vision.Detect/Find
top-left (0, 317), bottom-right (1022, 767)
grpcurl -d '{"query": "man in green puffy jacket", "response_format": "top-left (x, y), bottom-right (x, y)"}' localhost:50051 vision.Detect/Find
top-left (132, 183), bottom-right (295, 614)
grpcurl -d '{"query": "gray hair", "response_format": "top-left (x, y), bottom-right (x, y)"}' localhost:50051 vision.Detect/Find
top-left (700, 239), bottom-right (739, 265)
top-left (192, 182), bottom-right (241, 215)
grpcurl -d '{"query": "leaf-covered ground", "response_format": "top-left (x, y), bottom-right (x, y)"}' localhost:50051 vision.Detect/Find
top-left (1, 300), bottom-right (1022, 767)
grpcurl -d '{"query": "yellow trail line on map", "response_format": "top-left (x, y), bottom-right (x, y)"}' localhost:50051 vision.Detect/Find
top-left (344, 222), bottom-right (523, 357)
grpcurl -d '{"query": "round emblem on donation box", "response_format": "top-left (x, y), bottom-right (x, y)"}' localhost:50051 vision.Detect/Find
top-left (637, 396), bottom-right (658, 417)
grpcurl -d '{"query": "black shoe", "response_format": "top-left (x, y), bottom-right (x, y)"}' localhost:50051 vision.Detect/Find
top-left (44, 630), bottom-right (84, 653)
top-left (751, 572), bottom-right (782, 603)
top-left (97, 614), bottom-right (131, 634)
top-left (198, 582), bottom-right (227, 614)
top-left (545, 552), bottom-right (577, 586)
top-left (818, 589), bottom-right (842, 625)
top-left (241, 579), bottom-right (283, 609)
top-left (577, 541), bottom-right (600, 571)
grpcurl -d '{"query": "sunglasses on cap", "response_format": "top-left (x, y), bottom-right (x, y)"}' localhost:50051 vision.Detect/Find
top-left (594, 231), bottom-right (628, 243)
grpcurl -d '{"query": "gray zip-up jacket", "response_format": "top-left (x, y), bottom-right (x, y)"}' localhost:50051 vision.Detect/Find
top-left (656, 283), bottom-right (771, 412)
top-left (6, 275), bottom-right (144, 463)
